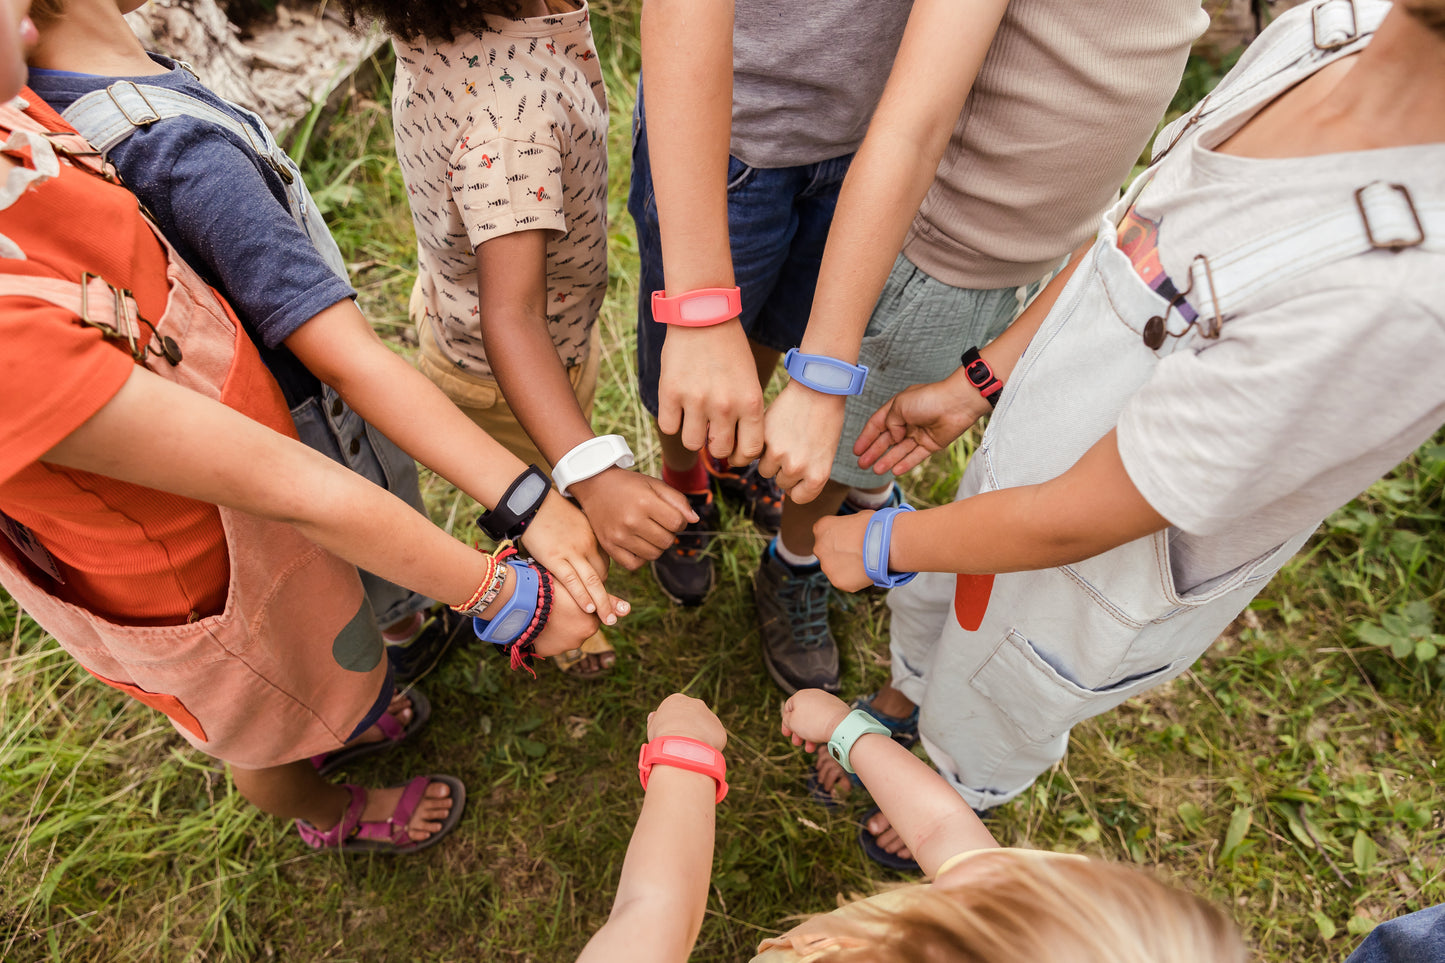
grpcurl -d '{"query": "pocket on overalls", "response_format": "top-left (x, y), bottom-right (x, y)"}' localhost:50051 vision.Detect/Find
top-left (969, 628), bottom-right (1185, 744)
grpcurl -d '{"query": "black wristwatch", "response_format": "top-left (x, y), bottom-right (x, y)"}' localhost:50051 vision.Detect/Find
top-left (959, 347), bottom-right (1003, 408)
top-left (479, 465), bottom-right (551, 541)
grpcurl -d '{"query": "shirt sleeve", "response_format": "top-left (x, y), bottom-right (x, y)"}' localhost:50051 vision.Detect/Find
top-left (1117, 286), bottom-right (1445, 535)
top-left (451, 133), bottom-right (567, 248)
top-left (0, 293), bottom-right (134, 484)
top-left (119, 125), bottom-right (355, 350)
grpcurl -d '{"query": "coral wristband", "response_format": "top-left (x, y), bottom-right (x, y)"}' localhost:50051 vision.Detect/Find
top-left (651, 286), bottom-right (742, 327)
top-left (638, 736), bottom-right (728, 804)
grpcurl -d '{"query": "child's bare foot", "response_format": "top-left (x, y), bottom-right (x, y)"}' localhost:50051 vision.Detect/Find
top-left (360, 778), bottom-right (456, 843)
top-left (863, 810), bottom-right (914, 861)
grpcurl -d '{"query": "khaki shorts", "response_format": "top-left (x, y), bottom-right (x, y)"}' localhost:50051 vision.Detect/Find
top-left (415, 315), bottom-right (600, 473)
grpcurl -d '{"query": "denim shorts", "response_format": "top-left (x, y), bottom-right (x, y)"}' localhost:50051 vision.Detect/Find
top-left (628, 85), bottom-right (852, 417)
top-left (290, 385), bottom-right (433, 627)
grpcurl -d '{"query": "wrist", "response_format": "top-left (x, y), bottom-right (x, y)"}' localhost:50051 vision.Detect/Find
top-left (650, 724), bottom-right (726, 753)
top-left (566, 464), bottom-right (628, 506)
top-left (945, 366), bottom-right (995, 420)
top-left (638, 736), bottom-right (728, 803)
top-left (475, 570), bottom-right (517, 619)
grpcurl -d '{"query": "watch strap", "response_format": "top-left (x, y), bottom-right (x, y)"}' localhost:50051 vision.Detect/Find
top-left (552, 434), bottom-right (636, 497)
top-left (862, 505), bottom-right (917, 589)
top-left (959, 347), bottom-right (1003, 408)
top-left (478, 465), bottom-right (551, 541)
top-left (650, 286), bottom-right (742, 327)
top-left (637, 736), bottom-right (729, 804)
top-left (471, 559), bottom-right (540, 645)
top-left (782, 348), bottom-right (869, 396)
top-left (826, 709), bottom-right (892, 775)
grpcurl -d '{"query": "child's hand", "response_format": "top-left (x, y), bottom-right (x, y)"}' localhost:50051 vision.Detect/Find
top-left (757, 380), bottom-right (847, 505)
top-left (523, 492), bottom-right (627, 624)
top-left (528, 573), bottom-right (619, 658)
top-left (780, 689), bottom-right (851, 752)
top-left (647, 693), bottom-right (727, 752)
top-left (569, 468), bottom-right (698, 570)
top-left (811, 512), bottom-right (874, 592)
top-left (853, 374), bottom-right (991, 476)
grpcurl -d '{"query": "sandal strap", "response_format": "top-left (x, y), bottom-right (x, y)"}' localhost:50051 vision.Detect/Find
top-left (372, 706), bottom-right (406, 742)
top-left (295, 783), bottom-right (367, 849)
top-left (349, 775), bottom-right (431, 848)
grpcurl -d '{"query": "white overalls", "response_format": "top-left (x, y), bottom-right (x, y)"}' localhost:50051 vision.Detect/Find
top-left (61, 73), bottom-right (431, 626)
top-left (885, 0), bottom-right (1445, 810)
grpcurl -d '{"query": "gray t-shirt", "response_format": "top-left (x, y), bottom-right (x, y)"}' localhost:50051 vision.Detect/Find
top-left (730, 0), bottom-right (913, 168)
top-left (1115, 3), bottom-right (1445, 590)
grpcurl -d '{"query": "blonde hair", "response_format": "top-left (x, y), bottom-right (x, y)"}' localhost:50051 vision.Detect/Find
top-left (818, 851), bottom-right (1245, 963)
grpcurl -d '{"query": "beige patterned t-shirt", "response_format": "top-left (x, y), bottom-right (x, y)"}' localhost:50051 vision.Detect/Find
top-left (393, 4), bottom-right (608, 379)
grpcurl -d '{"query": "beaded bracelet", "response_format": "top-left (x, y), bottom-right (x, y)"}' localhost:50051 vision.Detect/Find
top-left (450, 543), bottom-right (518, 617)
top-left (508, 566), bottom-right (554, 677)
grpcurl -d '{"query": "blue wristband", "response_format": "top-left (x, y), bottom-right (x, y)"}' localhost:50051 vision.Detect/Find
top-left (783, 348), bottom-right (869, 396)
top-left (471, 559), bottom-right (539, 645)
top-left (862, 505), bottom-right (917, 589)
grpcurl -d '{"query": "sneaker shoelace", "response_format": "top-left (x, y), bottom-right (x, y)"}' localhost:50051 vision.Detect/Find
top-left (776, 565), bottom-right (833, 649)
top-left (741, 463), bottom-right (782, 512)
top-left (671, 494), bottom-right (714, 558)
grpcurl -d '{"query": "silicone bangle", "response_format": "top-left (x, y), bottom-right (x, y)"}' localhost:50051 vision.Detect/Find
top-left (826, 709), bottom-right (892, 775)
top-left (478, 465), bottom-right (551, 541)
top-left (471, 559), bottom-right (540, 645)
top-left (862, 505), bottom-right (917, 589)
top-left (650, 286), bottom-right (742, 327)
top-left (552, 434), bottom-right (636, 497)
top-left (638, 736), bottom-right (729, 804)
top-left (783, 348), bottom-right (869, 396)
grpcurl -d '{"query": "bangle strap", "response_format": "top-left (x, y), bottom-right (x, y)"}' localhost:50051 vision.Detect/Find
top-left (650, 286), bottom-right (742, 327)
top-left (959, 347), bottom-right (1004, 408)
top-left (862, 505), bottom-right (917, 589)
top-left (471, 559), bottom-right (539, 645)
top-left (826, 709), bottom-right (892, 775)
top-left (479, 465), bottom-right (551, 541)
top-left (783, 348), bottom-right (869, 396)
top-left (552, 434), bottom-right (635, 497)
top-left (638, 736), bottom-right (729, 804)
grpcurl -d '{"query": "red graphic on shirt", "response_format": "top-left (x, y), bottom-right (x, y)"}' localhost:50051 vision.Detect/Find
top-left (535, 186), bottom-right (550, 202)
top-left (953, 573), bottom-right (994, 632)
top-left (1116, 207), bottom-right (1166, 287)
top-left (479, 154), bottom-right (494, 168)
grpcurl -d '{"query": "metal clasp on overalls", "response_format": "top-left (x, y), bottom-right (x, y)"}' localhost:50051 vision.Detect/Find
top-left (105, 81), bottom-right (162, 127)
top-left (77, 272), bottom-right (183, 366)
top-left (1141, 254), bottom-right (1224, 351)
top-left (1355, 182), bottom-right (1426, 251)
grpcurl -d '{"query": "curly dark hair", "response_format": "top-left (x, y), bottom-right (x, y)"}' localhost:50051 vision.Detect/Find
top-left (334, 0), bottom-right (528, 43)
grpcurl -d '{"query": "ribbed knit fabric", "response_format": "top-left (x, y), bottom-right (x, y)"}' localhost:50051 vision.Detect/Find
top-left (902, 0), bottom-right (1210, 290)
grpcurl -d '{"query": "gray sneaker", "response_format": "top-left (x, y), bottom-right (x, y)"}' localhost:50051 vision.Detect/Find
top-left (753, 545), bottom-right (840, 694)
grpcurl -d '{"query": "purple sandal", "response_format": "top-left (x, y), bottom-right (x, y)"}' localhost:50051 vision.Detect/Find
top-left (311, 688), bottom-right (431, 777)
top-left (296, 774), bottom-right (466, 854)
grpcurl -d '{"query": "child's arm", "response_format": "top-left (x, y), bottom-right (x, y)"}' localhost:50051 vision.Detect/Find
top-left (639, 0), bottom-right (764, 465)
top-left (283, 300), bottom-right (621, 622)
top-left (851, 238), bottom-right (1091, 476)
top-left (781, 690), bottom-right (997, 877)
top-left (756, 0), bottom-right (1011, 502)
top-left (813, 428), bottom-right (1169, 592)
top-left (41, 364), bottom-right (606, 656)
top-left (575, 694), bottom-right (724, 963)
top-left (470, 231), bottom-right (697, 571)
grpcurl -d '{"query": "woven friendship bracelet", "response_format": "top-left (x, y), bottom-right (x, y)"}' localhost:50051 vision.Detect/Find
top-left (508, 564), bottom-right (554, 678)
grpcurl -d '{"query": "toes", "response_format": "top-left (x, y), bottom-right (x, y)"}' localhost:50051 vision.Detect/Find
top-left (424, 781), bottom-right (452, 800)
top-left (866, 813), bottom-right (891, 835)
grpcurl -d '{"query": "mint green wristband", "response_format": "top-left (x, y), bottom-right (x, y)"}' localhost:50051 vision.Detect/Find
top-left (826, 709), bottom-right (892, 775)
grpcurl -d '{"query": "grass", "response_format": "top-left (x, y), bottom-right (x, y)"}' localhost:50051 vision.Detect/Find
top-left (3, 8), bottom-right (1443, 960)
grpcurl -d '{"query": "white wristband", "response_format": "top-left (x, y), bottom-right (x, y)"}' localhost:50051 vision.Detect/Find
top-left (552, 434), bottom-right (636, 497)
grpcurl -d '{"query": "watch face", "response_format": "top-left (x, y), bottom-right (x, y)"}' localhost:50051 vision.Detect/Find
top-left (965, 359), bottom-right (992, 387)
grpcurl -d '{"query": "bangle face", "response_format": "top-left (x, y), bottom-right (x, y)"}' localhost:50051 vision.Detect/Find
top-left (651, 286), bottom-right (742, 327)
top-left (862, 505), bottom-right (917, 589)
top-left (637, 736), bottom-right (729, 804)
top-left (783, 349), bottom-right (869, 396)
top-left (959, 347), bottom-right (1003, 406)
top-left (826, 710), bottom-right (892, 775)
top-left (480, 465), bottom-right (551, 540)
top-left (553, 434), bottom-right (636, 496)
top-left (472, 559), bottom-right (540, 644)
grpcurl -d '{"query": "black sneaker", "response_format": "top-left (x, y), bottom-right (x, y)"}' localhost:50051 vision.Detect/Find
top-left (386, 606), bottom-right (471, 683)
top-left (707, 457), bottom-right (783, 535)
top-left (753, 543), bottom-right (840, 694)
top-left (650, 490), bottom-right (719, 606)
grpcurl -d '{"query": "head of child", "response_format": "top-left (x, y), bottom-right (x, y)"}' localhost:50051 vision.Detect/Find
top-left (333, 0), bottom-right (531, 43)
top-left (815, 849), bottom-right (1245, 963)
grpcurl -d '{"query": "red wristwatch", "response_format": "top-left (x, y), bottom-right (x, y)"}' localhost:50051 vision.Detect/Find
top-left (637, 736), bottom-right (729, 804)
top-left (959, 346), bottom-right (1003, 407)
top-left (650, 286), bottom-right (742, 327)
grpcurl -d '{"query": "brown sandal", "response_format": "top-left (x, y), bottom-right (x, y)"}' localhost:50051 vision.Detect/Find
top-left (552, 630), bottom-right (617, 679)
